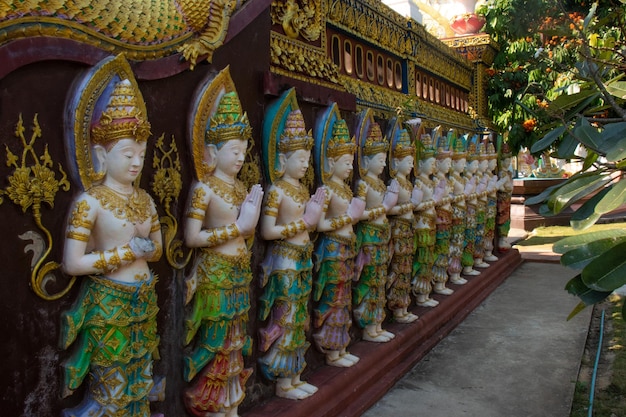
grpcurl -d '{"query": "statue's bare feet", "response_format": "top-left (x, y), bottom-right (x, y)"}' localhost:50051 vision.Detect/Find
top-left (450, 276), bottom-right (467, 285)
top-left (364, 330), bottom-right (390, 342)
top-left (293, 381), bottom-right (318, 395)
top-left (380, 329), bottom-right (395, 339)
top-left (225, 408), bottom-right (239, 417)
top-left (417, 297), bottom-right (439, 307)
top-left (342, 352), bottom-right (360, 365)
top-left (484, 252), bottom-right (498, 261)
top-left (463, 267), bottom-right (480, 276)
top-left (497, 238), bottom-right (511, 251)
top-left (326, 354), bottom-right (354, 367)
top-left (276, 378), bottom-right (310, 400)
top-left (434, 285), bottom-right (453, 295)
top-left (395, 311), bottom-right (418, 323)
top-left (474, 260), bottom-right (490, 268)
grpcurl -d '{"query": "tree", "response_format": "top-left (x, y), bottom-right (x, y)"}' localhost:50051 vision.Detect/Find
top-left (478, 0), bottom-right (626, 318)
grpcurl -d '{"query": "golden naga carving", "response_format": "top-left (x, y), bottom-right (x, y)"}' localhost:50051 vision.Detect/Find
top-left (1, 114), bottom-right (72, 300)
top-left (151, 134), bottom-right (191, 269)
top-left (271, 0), bottom-right (322, 41)
top-left (0, 0), bottom-right (242, 68)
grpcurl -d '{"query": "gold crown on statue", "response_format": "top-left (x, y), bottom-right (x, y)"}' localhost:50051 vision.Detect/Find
top-left (327, 119), bottom-right (356, 158)
top-left (486, 141), bottom-right (497, 159)
top-left (434, 133), bottom-right (451, 160)
top-left (467, 141), bottom-right (479, 161)
top-left (417, 134), bottom-right (435, 160)
top-left (279, 109), bottom-right (313, 153)
top-left (91, 79), bottom-right (151, 146)
top-left (479, 140), bottom-right (488, 160)
top-left (392, 129), bottom-right (415, 158)
top-left (363, 122), bottom-right (389, 155)
top-left (206, 91), bottom-right (252, 145)
top-left (451, 134), bottom-right (467, 160)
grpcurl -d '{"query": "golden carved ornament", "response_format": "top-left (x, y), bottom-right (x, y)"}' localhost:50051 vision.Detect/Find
top-left (270, 32), bottom-right (342, 88)
top-left (1, 114), bottom-right (72, 300)
top-left (151, 133), bottom-right (191, 270)
top-left (327, 0), bottom-right (411, 56)
top-left (0, 0), bottom-right (241, 68)
top-left (271, 0), bottom-right (322, 41)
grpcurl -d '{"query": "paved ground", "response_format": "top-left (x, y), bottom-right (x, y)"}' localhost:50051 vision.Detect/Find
top-left (362, 259), bottom-right (591, 417)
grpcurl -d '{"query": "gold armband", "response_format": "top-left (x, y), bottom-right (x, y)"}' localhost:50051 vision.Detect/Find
top-left (69, 200), bottom-right (93, 230)
top-left (150, 215), bottom-right (160, 233)
top-left (187, 211), bottom-right (205, 221)
top-left (330, 214), bottom-right (351, 230)
top-left (367, 206), bottom-right (385, 221)
top-left (399, 203), bottom-right (413, 215)
top-left (146, 241), bottom-right (162, 262)
top-left (280, 219), bottom-right (308, 239)
top-left (91, 243), bottom-right (137, 274)
top-left (66, 230), bottom-right (90, 242)
top-left (264, 189), bottom-right (280, 217)
top-left (206, 223), bottom-right (240, 246)
top-left (356, 182), bottom-right (367, 199)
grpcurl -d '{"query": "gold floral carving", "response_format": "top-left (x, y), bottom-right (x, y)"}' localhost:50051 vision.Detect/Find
top-left (271, 0), bottom-right (322, 41)
top-left (0, 0), bottom-right (242, 67)
top-left (1, 114), bottom-right (72, 301)
top-left (151, 133), bottom-right (191, 269)
top-left (326, 0), bottom-right (412, 57)
top-left (270, 32), bottom-right (342, 90)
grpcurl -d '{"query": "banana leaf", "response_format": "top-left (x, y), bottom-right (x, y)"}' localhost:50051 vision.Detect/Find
top-left (581, 241), bottom-right (626, 291)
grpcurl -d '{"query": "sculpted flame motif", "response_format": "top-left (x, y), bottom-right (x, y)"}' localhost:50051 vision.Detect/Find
top-left (0, 0), bottom-right (242, 68)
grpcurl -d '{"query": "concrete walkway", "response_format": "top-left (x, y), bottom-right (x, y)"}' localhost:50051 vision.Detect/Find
top-left (362, 261), bottom-right (591, 417)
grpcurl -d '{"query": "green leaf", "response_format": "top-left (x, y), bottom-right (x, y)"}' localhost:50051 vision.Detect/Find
top-left (582, 151), bottom-right (598, 171)
top-left (594, 179), bottom-right (626, 215)
top-left (605, 81), bottom-right (626, 99)
top-left (560, 236), bottom-right (626, 269)
top-left (531, 125), bottom-right (566, 153)
top-left (567, 302), bottom-right (588, 321)
top-left (556, 132), bottom-right (579, 159)
top-left (553, 228), bottom-right (626, 253)
top-left (583, 2), bottom-right (598, 31)
top-left (570, 186), bottom-right (612, 230)
top-left (548, 89), bottom-right (598, 114)
top-left (524, 182), bottom-right (563, 205)
top-left (564, 274), bottom-right (611, 320)
top-left (570, 212), bottom-right (602, 230)
top-left (581, 241), bottom-right (626, 291)
top-left (574, 118), bottom-right (603, 153)
top-left (605, 137), bottom-right (626, 162)
top-left (547, 172), bottom-right (609, 213)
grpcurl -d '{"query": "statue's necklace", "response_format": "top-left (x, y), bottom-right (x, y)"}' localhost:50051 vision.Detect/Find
top-left (326, 180), bottom-right (352, 202)
top-left (362, 175), bottom-right (386, 194)
top-left (88, 185), bottom-right (151, 224)
top-left (396, 176), bottom-right (412, 193)
top-left (205, 175), bottom-right (246, 207)
top-left (275, 179), bottom-right (309, 204)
